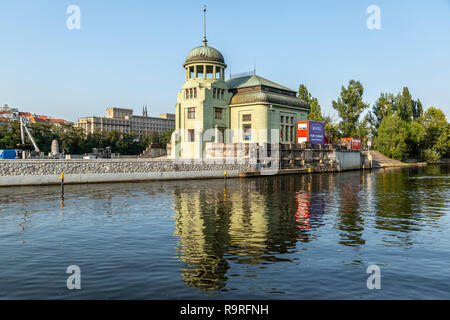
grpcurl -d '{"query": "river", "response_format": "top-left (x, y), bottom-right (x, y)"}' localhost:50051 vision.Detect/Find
top-left (0, 165), bottom-right (449, 299)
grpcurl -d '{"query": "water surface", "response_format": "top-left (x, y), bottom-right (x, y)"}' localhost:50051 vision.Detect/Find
top-left (0, 165), bottom-right (449, 299)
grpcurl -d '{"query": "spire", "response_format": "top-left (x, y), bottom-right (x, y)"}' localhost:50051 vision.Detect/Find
top-left (203, 5), bottom-right (207, 46)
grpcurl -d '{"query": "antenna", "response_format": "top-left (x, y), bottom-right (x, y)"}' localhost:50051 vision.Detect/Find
top-left (203, 5), bottom-right (207, 45)
top-left (253, 56), bottom-right (256, 75)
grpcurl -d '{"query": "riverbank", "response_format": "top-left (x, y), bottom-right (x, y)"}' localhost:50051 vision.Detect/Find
top-left (0, 150), bottom-right (364, 186)
top-left (1, 151), bottom-right (426, 187)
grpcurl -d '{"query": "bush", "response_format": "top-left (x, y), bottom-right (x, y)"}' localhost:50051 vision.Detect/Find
top-left (422, 148), bottom-right (441, 163)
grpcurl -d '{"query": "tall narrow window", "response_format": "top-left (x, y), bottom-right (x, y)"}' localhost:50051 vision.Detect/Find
top-left (221, 89), bottom-right (224, 99)
top-left (188, 129), bottom-right (195, 142)
top-left (217, 128), bottom-right (224, 143)
top-left (189, 88), bottom-right (193, 99)
top-left (215, 108), bottom-right (222, 119)
top-left (215, 67), bottom-right (220, 79)
top-left (193, 88), bottom-right (197, 98)
top-left (187, 108), bottom-right (195, 119)
top-left (243, 124), bottom-right (252, 141)
top-left (185, 89), bottom-right (189, 99)
top-left (213, 88), bottom-right (216, 99)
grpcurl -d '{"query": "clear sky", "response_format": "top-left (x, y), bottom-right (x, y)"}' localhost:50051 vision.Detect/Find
top-left (1, 0), bottom-right (449, 122)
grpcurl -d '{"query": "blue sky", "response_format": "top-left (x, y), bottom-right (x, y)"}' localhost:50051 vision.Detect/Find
top-left (1, 0), bottom-right (449, 122)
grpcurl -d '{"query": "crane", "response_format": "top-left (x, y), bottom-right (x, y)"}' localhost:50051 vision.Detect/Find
top-left (18, 115), bottom-right (40, 154)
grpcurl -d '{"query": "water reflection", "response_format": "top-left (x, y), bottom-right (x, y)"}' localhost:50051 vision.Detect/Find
top-left (172, 174), bottom-right (331, 291)
top-left (171, 166), bottom-right (449, 292)
top-left (0, 165), bottom-right (448, 297)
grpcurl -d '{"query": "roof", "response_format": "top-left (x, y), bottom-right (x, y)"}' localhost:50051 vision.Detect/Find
top-left (226, 75), bottom-right (295, 93)
top-left (229, 91), bottom-right (308, 109)
top-left (185, 44), bottom-right (225, 65)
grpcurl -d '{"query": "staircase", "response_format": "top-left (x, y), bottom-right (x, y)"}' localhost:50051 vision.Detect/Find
top-left (369, 150), bottom-right (405, 168)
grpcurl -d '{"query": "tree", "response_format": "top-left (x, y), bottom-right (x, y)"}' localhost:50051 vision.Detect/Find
top-left (423, 107), bottom-right (450, 157)
top-left (323, 113), bottom-right (339, 143)
top-left (374, 113), bottom-right (409, 161)
top-left (369, 92), bottom-right (396, 131)
top-left (357, 114), bottom-right (371, 147)
top-left (332, 80), bottom-right (369, 138)
top-left (394, 87), bottom-right (423, 122)
top-left (298, 84), bottom-right (323, 121)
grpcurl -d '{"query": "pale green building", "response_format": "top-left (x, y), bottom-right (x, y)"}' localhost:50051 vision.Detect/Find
top-left (172, 38), bottom-right (308, 159)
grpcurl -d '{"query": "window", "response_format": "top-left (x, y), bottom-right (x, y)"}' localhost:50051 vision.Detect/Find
top-left (280, 125), bottom-right (284, 141)
top-left (213, 88), bottom-right (216, 99)
top-left (206, 65), bottom-right (214, 78)
top-left (194, 88), bottom-right (197, 98)
top-left (185, 89), bottom-right (189, 99)
top-left (221, 89), bottom-right (224, 99)
top-left (188, 108), bottom-right (195, 119)
top-left (197, 65), bottom-right (204, 78)
top-left (243, 124), bottom-right (251, 141)
top-left (215, 108), bottom-right (223, 119)
top-left (189, 88), bottom-right (193, 99)
top-left (215, 67), bottom-right (220, 79)
top-left (291, 117), bottom-right (294, 125)
top-left (242, 114), bottom-right (251, 122)
top-left (281, 116), bottom-right (284, 123)
top-left (217, 129), bottom-right (224, 143)
top-left (188, 129), bottom-right (195, 142)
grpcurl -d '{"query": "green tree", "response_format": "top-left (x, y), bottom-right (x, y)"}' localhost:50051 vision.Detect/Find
top-left (332, 80), bottom-right (369, 138)
top-left (323, 113), bottom-right (339, 143)
top-left (369, 92), bottom-right (396, 131)
top-left (394, 87), bottom-right (423, 122)
top-left (298, 84), bottom-right (323, 121)
top-left (375, 113), bottom-right (409, 161)
top-left (423, 107), bottom-right (450, 157)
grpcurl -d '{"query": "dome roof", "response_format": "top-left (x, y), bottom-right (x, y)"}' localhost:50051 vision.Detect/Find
top-left (185, 44), bottom-right (225, 65)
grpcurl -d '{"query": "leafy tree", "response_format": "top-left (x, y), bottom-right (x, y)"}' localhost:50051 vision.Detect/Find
top-left (160, 129), bottom-right (175, 145)
top-left (368, 92), bottom-right (396, 131)
top-left (374, 113), bottom-right (409, 161)
top-left (423, 107), bottom-right (450, 156)
top-left (298, 84), bottom-right (323, 121)
top-left (332, 80), bottom-right (369, 138)
top-left (394, 87), bottom-right (423, 122)
top-left (357, 114), bottom-right (371, 147)
top-left (323, 113), bottom-right (339, 143)
top-left (406, 120), bottom-right (425, 157)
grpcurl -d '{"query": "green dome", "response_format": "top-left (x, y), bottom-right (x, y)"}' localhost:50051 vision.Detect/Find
top-left (185, 44), bottom-right (225, 65)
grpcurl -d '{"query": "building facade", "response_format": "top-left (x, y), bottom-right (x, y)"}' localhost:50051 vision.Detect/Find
top-left (77, 107), bottom-right (175, 135)
top-left (172, 39), bottom-right (309, 158)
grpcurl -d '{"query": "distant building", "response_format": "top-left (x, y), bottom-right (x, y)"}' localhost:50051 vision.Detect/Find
top-left (0, 104), bottom-right (69, 126)
top-left (159, 113), bottom-right (176, 121)
top-left (76, 107), bottom-right (175, 135)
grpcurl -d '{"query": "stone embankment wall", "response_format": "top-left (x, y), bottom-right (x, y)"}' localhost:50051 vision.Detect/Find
top-left (0, 145), bottom-right (370, 186)
top-left (0, 159), bottom-right (257, 186)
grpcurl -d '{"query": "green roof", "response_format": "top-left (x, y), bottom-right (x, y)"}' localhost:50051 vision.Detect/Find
top-left (226, 75), bottom-right (295, 93)
top-left (185, 44), bottom-right (225, 65)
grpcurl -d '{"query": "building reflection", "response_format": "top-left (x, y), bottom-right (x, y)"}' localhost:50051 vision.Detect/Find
top-left (334, 172), bottom-right (365, 247)
top-left (172, 175), bottom-right (327, 291)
